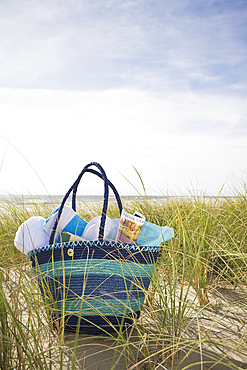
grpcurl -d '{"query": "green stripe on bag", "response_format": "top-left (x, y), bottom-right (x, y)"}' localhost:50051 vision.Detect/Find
top-left (55, 296), bottom-right (146, 316)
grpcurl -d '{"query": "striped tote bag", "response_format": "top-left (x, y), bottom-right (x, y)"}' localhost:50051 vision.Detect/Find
top-left (29, 162), bottom-right (160, 334)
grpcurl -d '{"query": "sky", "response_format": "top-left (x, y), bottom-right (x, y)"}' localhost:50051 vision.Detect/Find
top-left (0, 0), bottom-right (246, 197)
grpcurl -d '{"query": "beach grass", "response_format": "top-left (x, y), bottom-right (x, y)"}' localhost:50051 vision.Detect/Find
top-left (0, 185), bottom-right (247, 369)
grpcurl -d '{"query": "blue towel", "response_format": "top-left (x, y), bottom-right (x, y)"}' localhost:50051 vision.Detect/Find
top-left (137, 221), bottom-right (174, 246)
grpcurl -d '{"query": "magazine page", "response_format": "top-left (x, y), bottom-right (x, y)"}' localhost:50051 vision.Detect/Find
top-left (116, 209), bottom-right (145, 244)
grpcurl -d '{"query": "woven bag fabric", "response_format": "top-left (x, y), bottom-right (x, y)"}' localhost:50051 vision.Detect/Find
top-left (29, 240), bottom-right (160, 334)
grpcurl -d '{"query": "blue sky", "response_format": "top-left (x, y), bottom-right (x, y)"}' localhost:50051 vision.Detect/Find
top-left (0, 0), bottom-right (246, 196)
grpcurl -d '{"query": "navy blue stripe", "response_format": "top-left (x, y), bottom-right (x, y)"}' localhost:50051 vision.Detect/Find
top-left (39, 274), bottom-right (150, 301)
top-left (54, 312), bottom-right (141, 334)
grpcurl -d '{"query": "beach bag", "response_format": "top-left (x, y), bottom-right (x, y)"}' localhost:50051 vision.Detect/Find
top-left (29, 162), bottom-right (160, 334)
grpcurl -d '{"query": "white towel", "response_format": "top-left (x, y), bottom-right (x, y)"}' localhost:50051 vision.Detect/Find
top-left (82, 216), bottom-right (120, 241)
top-left (14, 216), bottom-right (50, 254)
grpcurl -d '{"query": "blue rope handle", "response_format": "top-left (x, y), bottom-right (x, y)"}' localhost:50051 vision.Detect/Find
top-left (72, 168), bottom-right (122, 214)
top-left (49, 162), bottom-right (122, 245)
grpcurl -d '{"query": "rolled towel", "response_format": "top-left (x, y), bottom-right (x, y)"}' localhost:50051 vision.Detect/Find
top-left (82, 216), bottom-right (119, 241)
top-left (43, 205), bottom-right (87, 242)
top-left (136, 221), bottom-right (174, 246)
top-left (14, 216), bottom-right (50, 254)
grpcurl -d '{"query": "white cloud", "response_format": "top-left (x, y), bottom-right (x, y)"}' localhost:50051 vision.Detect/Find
top-left (0, 0), bottom-right (246, 93)
top-left (0, 87), bottom-right (246, 196)
top-left (0, 2), bottom-right (70, 86)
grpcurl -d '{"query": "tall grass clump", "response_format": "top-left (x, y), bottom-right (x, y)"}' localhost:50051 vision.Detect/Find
top-left (0, 264), bottom-right (78, 369)
top-left (0, 182), bottom-right (247, 369)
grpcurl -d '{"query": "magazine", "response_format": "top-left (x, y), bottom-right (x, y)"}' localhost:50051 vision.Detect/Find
top-left (116, 209), bottom-right (145, 244)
